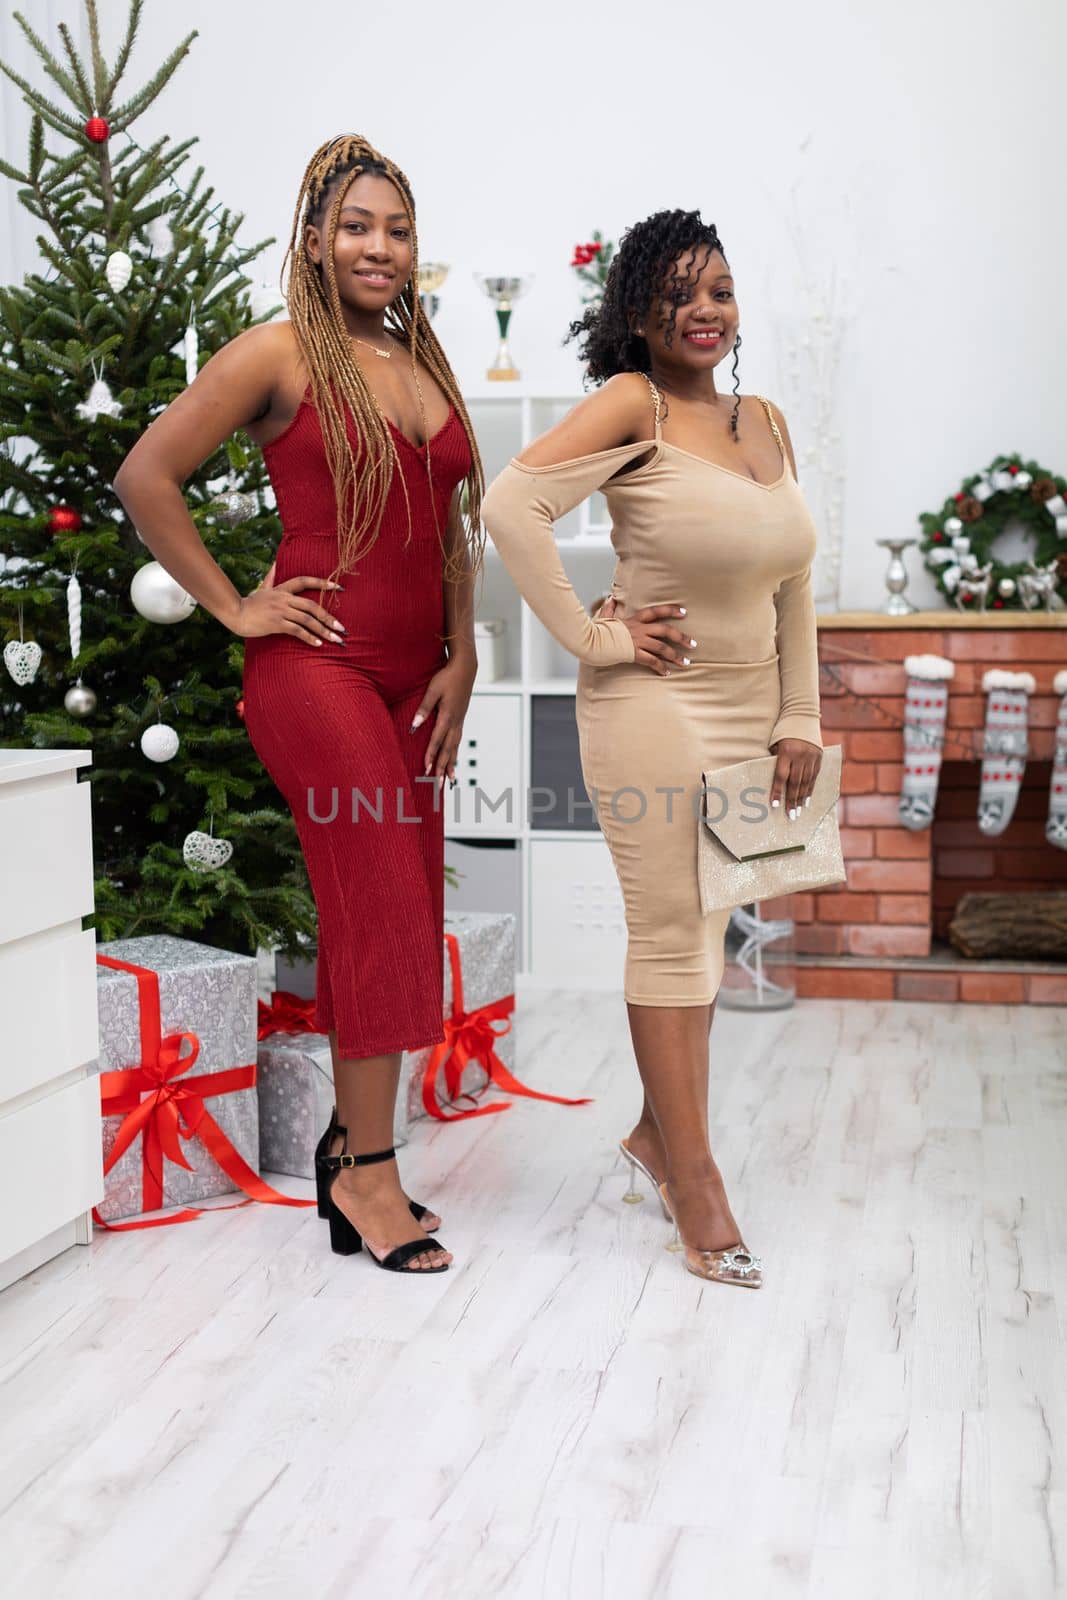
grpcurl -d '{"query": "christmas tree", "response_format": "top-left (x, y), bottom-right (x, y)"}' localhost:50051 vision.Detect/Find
top-left (0, 0), bottom-right (319, 960)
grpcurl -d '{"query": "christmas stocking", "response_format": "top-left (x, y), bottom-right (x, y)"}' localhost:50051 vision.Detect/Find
top-left (899, 654), bottom-right (954, 830)
top-left (1046, 670), bottom-right (1067, 850)
top-left (978, 669), bottom-right (1036, 836)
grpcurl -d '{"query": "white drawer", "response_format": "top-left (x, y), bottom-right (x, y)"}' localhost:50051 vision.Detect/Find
top-left (0, 927), bottom-right (99, 1104)
top-left (528, 837), bottom-right (627, 985)
top-left (0, 1075), bottom-right (103, 1263)
top-left (445, 693), bottom-right (522, 838)
top-left (0, 773), bottom-right (94, 943)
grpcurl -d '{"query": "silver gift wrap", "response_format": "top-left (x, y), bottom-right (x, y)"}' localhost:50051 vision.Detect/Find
top-left (257, 1032), bottom-right (409, 1178)
top-left (257, 912), bottom-right (517, 1164)
top-left (92, 935), bottom-right (260, 1221)
top-left (401, 911), bottom-right (516, 1124)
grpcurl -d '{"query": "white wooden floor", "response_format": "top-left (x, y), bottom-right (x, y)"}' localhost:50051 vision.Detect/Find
top-left (1, 994), bottom-right (1065, 1600)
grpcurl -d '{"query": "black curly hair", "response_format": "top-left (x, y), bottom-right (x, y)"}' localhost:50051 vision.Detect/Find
top-left (566, 207), bottom-right (743, 438)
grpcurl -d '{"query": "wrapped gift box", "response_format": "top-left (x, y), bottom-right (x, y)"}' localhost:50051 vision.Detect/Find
top-left (257, 1029), bottom-right (409, 1179)
top-left (400, 910), bottom-right (515, 1125)
top-left (257, 910), bottom-right (517, 1175)
top-left (92, 935), bottom-right (260, 1222)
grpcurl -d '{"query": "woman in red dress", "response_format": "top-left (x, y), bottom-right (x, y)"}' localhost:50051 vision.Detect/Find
top-left (114, 135), bottom-right (485, 1274)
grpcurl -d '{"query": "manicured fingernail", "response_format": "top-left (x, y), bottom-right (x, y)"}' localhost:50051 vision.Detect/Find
top-left (804, 796), bottom-right (811, 807)
top-left (771, 799), bottom-right (780, 808)
top-left (689, 639), bottom-right (697, 647)
top-left (790, 807), bottom-right (798, 820)
top-left (677, 607), bottom-right (686, 615)
top-left (411, 713), bottom-right (425, 730)
top-left (682, 657), bottom-right (690, 665)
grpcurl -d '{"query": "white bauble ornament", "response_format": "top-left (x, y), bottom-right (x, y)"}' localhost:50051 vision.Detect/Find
top-left (141, 723), bottom-right (180, 762)
top-left (66, 573), bottom-right (82, 658)
top-left (105, 250), bottom-right (133, 293)
top-left (210, 490), bottom-right (257, 526)
top-left (249, 283), bottom-right (283, 321)
top-left (143, 215), bottom-right (174, 255)
top-left (76, 375), bottom-right (123, 422)
top-left (64, 680), bottom-right (97, 717)
top-left (3, 638), bottom-right (42, 685)
top-left (130, 561), bottom-right (197, 624)
top-left (1014, 471), bottom-right (1033, 490)
top-left (943, 516), bottom-right (964, 536)
top-left (998, 577), bottom-right (1017, 599)
top-left (182, 830), bottom-right (233, 873)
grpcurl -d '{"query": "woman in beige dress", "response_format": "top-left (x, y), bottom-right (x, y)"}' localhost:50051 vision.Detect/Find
top-left (481, 208), bottom-right (824, 1289)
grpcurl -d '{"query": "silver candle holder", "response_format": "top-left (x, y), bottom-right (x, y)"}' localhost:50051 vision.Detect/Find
top-left (875, 536), bottom-right (918, 615)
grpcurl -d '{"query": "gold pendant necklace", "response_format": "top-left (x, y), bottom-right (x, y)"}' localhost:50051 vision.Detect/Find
top-left (352, 336), bottom-right (392, 360)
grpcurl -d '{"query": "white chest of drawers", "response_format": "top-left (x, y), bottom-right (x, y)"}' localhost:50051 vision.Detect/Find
top-left (0, 750), bottom-right (103, 1291)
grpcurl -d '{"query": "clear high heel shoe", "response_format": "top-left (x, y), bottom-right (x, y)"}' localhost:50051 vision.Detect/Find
top-left (618, 1138), bottom-right (673, 1221)
top-left (658, 1181), bottom-right (763, 1289)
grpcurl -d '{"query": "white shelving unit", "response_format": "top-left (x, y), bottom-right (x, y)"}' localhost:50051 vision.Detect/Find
top-left (445, 390), bottom-right (628, 993)
top-left (0, 750), bottom-right (103, 1291)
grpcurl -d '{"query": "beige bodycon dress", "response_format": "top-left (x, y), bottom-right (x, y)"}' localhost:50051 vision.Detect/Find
top-left (480, 380), bottom-right (823, 1006)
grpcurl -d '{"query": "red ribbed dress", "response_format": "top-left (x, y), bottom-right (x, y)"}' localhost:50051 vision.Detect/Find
top-left (242, 387), bottom-right (471, 1057)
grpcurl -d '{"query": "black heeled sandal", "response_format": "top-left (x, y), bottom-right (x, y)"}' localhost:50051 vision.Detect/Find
top-left (314, 1107), bottom-right (437, 1228)
top-left (322, 1145), bottom-right (451, 1273)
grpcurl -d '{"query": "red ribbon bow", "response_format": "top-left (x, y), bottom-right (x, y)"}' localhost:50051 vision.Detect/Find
top-left (256, 989), bottom-right (319, 1040)
top-left (420, 933), bottom-right (593, 1120)
top-left (94, 953), bottom-right (314, 1230)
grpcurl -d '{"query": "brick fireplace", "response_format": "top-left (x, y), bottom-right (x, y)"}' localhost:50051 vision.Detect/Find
top-left (794, 611), bottom-right (1067, 1004)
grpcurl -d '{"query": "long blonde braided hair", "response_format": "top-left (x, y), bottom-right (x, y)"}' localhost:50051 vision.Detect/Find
top-left (281, 134), bottom-right (485, 601)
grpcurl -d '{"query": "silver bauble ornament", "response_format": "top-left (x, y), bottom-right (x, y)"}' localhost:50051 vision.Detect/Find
top-left (143, 215), bottom-right (174, 255)
top-left (64, 680), bottom-right (97, 717)
top-left (130, 561), bottom-right (197, 624)
top-left (210, 490), bottom-right (258, 527)
top-left (3, 638), bottom-right (42, 685)
top-left (998, 577), bottom-right (1017, 599)
top-left (105, 250), bottom-right (133, 293)
top-left (943, 516), bottom-right (964, 535)
top-left (182, 830), bottom-right (233, 873)
top-left (1014, 470), bottom-right (1033, 490)
top-left (140, 722), bottom-right (180, 762)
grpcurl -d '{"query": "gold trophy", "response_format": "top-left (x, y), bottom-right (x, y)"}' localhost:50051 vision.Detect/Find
top-left (416, 261), bottom-right (449, 322)
top-left (475, 273), bottom-right (533, 380)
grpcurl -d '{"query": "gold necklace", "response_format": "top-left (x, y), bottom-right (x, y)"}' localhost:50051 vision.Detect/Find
top-left (352, 335), bottom-right (392, 360)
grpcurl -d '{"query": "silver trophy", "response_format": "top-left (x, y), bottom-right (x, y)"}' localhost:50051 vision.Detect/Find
top-left (875, 536), bottom-right (918, 615)
top-left (416, 261), bottom-right (449, 322)
top-left (474, 273), bottom-right (533, 380)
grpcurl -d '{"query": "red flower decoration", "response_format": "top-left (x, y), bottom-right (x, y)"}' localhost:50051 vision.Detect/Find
top-left (588, 242), bottom-right (603, 256)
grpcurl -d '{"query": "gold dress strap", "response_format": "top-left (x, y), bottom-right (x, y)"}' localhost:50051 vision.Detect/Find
top-left (753, 394), bottom-right (785, 454)
top-left (641, 373), bottom-right (663, 438)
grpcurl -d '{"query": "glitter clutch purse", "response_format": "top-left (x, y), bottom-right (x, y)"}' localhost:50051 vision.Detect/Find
top-left (697, 745), bottom-right (846, 915)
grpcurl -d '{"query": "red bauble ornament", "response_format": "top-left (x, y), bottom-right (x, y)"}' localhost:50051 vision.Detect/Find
top-left (993, 599), bottom-right (1005, 608)
top-left (235, 698), bottom-right (246, 722)
top-left (48, 505), bottom-right (83, 533)
top-left (932, 530), bottom-right (944, 542)
top-left (84, 115), bottom-right (110, 144)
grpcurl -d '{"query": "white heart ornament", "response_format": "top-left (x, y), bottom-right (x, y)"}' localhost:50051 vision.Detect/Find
top-left (4, 639), bottom-right (42, 685)
top-left (182, 830), bottom-right (233, 873)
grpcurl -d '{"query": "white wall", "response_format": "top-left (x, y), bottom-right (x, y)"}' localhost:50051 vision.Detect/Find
top-left (5, 0), bottom-right (1064, 610)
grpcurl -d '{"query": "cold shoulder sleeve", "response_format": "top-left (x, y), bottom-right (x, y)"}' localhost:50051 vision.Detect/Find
top-left (481, 446), bottom-right (652, 667)
top-left (768, 564), bottom-right (823, 749)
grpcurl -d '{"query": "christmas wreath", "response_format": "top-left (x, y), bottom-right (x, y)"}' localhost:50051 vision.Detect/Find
top-left (918, 455), bottom-right (1067, 610)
